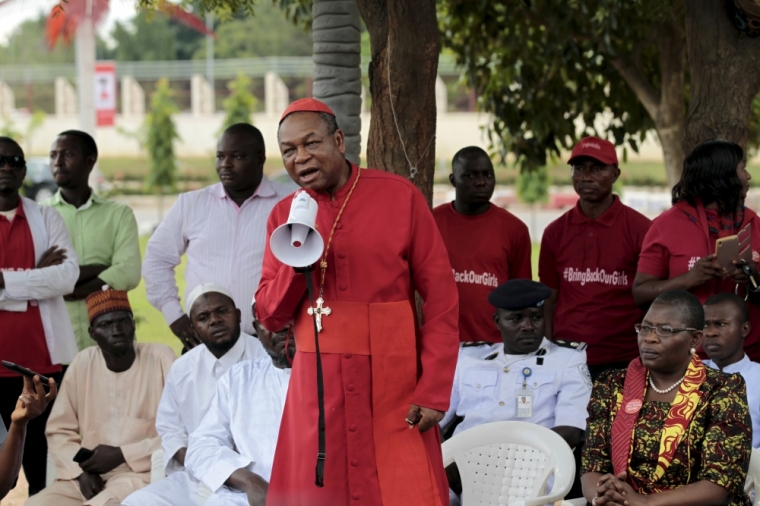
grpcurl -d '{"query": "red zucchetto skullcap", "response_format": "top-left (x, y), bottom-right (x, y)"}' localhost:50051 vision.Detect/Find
top-left (86, 287), bottom-right (132, 323)
top-left (279, 98), bottom-right (336, 123)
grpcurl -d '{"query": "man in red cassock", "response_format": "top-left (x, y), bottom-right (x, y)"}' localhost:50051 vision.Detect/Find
top-left (254, 98), bottom-right (459, 506)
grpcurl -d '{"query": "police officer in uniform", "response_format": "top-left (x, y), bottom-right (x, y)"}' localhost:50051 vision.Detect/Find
top-left (442, 278), bottom-right (592, 443)
top-left (442, 279), bottom-right (592, 504)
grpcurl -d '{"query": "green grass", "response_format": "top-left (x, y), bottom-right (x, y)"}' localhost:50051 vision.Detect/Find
top-left (531, 243), bottom-right (540, 280)
top-left (131, 236), bottom-right (185, 355)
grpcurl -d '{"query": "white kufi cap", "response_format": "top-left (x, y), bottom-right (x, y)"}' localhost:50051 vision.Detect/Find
top-left (186, 283), bottom-right (235, 316)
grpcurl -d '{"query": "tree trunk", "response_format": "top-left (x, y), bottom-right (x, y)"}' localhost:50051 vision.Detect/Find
top-left (684, 1), bottom-right (760, 155)
top-left (611, 19), bottom-right (685, 188)
top-left (653, 18), bottom-right (685, 188)
top-left (312, 0), bottom-right (363, 165)
top-left (356, 0), bottom-right (440, 205)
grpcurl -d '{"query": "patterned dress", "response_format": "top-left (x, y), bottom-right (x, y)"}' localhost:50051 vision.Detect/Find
top-left (582, 367), bottom-right (752, 505)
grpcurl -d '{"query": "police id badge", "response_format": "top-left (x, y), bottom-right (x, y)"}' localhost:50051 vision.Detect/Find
top-left (516, 390), bottom-right (533, 418)
top-left (516, 367), bottom-right (533, 418)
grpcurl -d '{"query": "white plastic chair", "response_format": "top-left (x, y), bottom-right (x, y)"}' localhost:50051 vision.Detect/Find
top-left (744, 448), bottom-right (760, 506)
top-left (442, 421), bottom-right (576, 506)
top-left (151, 448), bottom-right (212, 506)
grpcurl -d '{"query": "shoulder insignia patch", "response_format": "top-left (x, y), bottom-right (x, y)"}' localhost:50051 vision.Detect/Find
top-left (462, 341), bottom-right (492, 348)
top-left (554, 339), bottom-right (588, 352)
top-left (579, 364), bottom-right (593, 390)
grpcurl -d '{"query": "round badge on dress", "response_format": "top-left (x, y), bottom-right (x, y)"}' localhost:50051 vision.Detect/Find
top-left (625, 399), bottom-right (643, 414)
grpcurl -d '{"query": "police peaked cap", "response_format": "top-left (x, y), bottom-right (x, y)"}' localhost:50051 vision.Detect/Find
top-left (488, 279), bottom-right (552, 310)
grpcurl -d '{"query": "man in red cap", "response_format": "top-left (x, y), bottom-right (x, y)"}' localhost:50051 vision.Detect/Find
top-left (538, 136), bottom-right (651, 380)
top-left (255, 98), bottom-right (459, 506)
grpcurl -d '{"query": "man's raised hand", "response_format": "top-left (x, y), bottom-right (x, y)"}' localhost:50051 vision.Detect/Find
top-left (11, 375), bottom-right (56, 424)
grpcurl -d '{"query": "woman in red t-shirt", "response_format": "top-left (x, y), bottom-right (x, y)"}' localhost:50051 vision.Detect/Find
top-left (633, 139), bottom-right (760, 360)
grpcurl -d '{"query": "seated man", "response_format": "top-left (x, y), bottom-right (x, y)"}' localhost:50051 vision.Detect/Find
top-left (185, 305), bottom-right (294, 506)
top-left (703, 292), bottom-right (760, 448)
top-left (441, 279), bottom-right (592, 502)
top-left (26, 289), bottom-right (176, 506)
top-left (122, 283), bottom-right (266, 505)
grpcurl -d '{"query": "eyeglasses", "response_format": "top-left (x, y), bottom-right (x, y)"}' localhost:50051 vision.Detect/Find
top-left (634, 323), bottom-right (698, 337)
top-left (0, 155), bottom-right (24, 170)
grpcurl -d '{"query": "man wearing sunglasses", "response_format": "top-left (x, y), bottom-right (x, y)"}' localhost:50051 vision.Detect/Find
top-left (0, 137), bottom-right (79, 494)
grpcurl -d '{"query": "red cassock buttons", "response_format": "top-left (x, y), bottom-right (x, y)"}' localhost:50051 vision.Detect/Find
top-left (351, 459), bottom-right (359, 467)
top-left (349, 424), bottom-right (357, 432)
top-left (347, 384), bottom-right (355, 392)
top-left (352, 493), bottom-right (361, 500)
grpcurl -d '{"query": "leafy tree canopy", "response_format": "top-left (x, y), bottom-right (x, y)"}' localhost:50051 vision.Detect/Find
top-left (0, 14), bottom-right (111, 65)
top-left (438, 0), bottom-right (676, 171)
top-left (109, 11), bottom-right (206, 61)
top-left (194, 3), bottom-right (313, 59)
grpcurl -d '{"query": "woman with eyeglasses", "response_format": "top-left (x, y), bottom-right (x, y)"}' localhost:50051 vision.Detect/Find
top-left (632, 139), bottom-right (760, 360)
top-left (581, 290), bottom-right (751, 506)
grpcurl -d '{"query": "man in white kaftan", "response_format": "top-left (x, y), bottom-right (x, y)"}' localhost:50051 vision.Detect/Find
top-left (185, 308), bottom-right (293, 506)
top-left (122, 283), bottom-right (265, 506)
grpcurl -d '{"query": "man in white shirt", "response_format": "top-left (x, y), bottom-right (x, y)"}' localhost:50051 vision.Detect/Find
top-left (143, 123), bottom-right (295, 350)
top-left (185, 303), bottom-right (294, 506)
top-left (0, 136), bottom-right (79, 494)
top-left (122, 283), bottom-right (265, 506)
top-left (703, 292), bottom-right (760, 448)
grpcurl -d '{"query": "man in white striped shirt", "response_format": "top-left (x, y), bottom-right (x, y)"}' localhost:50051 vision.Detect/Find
top-left (143, 123), bottom-right (295, 349)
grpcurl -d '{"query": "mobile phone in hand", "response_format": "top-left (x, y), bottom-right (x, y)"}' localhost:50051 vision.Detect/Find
top-left (73, 448), bottom-right (94, 463)
top-left (1, 361), bottom-right (51, 386)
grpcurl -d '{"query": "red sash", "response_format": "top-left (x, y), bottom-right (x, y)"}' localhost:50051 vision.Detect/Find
top-left (610, 356), bottom-right (706, 491)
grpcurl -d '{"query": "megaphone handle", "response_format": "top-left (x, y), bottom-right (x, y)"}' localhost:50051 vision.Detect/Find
top-left (304, 269), bottom-right (327, 487)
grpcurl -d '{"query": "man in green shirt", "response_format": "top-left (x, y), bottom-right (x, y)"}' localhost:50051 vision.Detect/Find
top-left (45, 130), bottom-right (141, 350)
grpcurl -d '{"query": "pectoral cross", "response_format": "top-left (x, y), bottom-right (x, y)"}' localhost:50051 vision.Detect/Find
top-left (307, 297), bottom-right (331, 332)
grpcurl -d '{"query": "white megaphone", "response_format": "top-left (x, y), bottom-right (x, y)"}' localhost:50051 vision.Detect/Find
top-left (270, 191), bottom-right (325, 268)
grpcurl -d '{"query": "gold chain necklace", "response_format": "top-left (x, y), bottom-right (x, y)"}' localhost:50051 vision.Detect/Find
top-left (307, 167), bottom-right (361, 332)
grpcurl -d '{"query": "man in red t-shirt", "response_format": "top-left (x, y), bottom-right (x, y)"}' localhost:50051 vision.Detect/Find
top-left (539, 137), bottom-right (651, 379)
top-left (0, 136), bottom-right (79, 494)
top-left (434, 146), bottom-right (532, 346)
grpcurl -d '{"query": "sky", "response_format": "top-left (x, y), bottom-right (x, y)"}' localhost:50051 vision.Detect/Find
top-left (0, 0), bottom-right (139, 45)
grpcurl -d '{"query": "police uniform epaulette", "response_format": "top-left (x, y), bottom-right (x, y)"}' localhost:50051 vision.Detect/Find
top-left (462, 341), bottom-right (492, 348)
top-left (484, 351), bottom-right (498, 361)
top-left (553, 339), bottom-right (587, 351)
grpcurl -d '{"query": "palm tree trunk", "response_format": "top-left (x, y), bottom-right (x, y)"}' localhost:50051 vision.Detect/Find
top-left (312, 0), bottom-right (362, 165)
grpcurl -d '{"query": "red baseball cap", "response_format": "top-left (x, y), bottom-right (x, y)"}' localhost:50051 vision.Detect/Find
top-left (567, 136), bottom-right (618, 166)
top-left (280, 98), bottom-right (336, 123)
